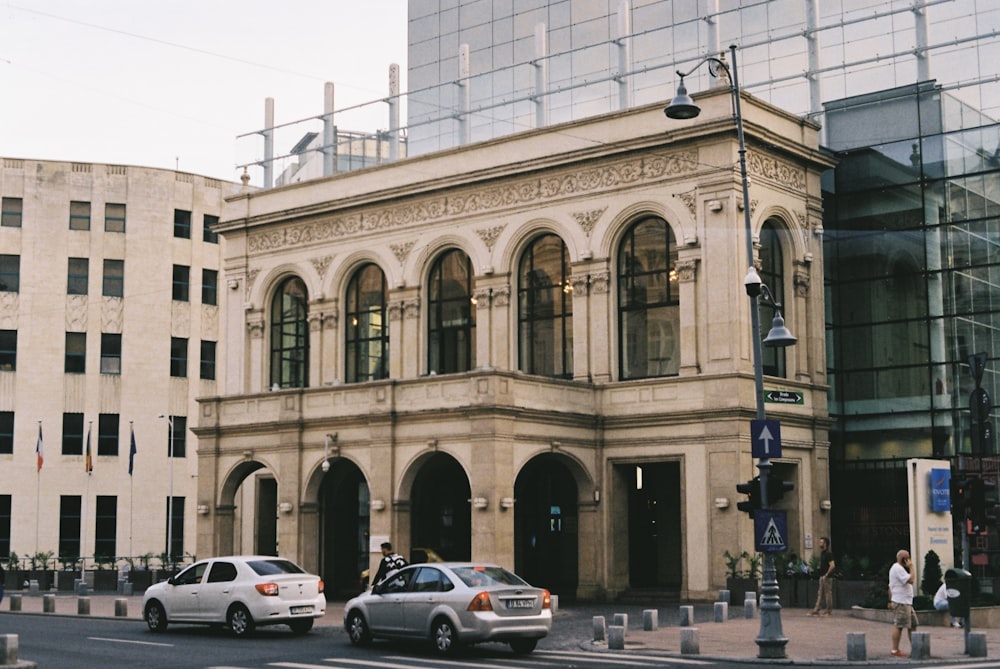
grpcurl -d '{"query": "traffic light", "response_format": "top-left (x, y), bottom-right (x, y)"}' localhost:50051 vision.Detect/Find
top-left (971, 387), bottom-right (993, 456)
top-left (970, 477), bottom-right (998, 533)
top-left (951, 477), bottom-right (970, 517)
top-left (767, 475), bottom-right (794, 504)
top-left (736, 477), bottom-right (762, 517)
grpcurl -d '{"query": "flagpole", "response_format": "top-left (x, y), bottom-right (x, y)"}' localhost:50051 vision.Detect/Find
top-left (129, 421), bottom-right (134, 560)
top-left (35, 421), bottom-right (41, 557)
top-left (81, 420), bottom-right (91, 584)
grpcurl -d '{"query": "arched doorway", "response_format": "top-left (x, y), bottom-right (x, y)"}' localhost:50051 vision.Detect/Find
top-left (410, 453), bottom-right (471, 561)
top-left (218, 460), bottom-right (279, 558)
top-left (319, 459), bottom-right (370, 598)
top-left (514, 454), bottom-right (579, 599)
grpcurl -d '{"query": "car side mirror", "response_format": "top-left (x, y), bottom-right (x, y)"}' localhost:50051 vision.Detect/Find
top-left (166, 576), bottom-right (176, 586)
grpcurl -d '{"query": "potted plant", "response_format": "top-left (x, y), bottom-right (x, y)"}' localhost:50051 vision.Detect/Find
top-left (4, 551), bottom-right (20, 591)
top-left (130, 553), bottom-right (155, 593)
top-left (92, 554), bottom-right (118, 591)
top-left (29, 550), bottom-right (54, 590)
top-left (834, 553), bottom-right (877, 609)
top-left (724, 550), bottom-right (759, 601)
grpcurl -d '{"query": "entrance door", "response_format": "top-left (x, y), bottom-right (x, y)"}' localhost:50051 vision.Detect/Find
top-left (410, 453), bottom-right (471, 561)
top-left (625, 462), bottom-right (681, 589)
top-left (320, 460), bottom-right (370, 598)
top-left (256, 477), bottom-right (278, 555)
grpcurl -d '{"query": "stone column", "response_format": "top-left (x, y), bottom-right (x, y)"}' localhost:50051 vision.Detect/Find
top-left (247, 314), bottom-right (265, 392)
top-left (570, 271), bottom-right (591, 381)
top-left (676, 256), bottom-right (700, 376)
top-left (588, 269), bottom-right (611, 383)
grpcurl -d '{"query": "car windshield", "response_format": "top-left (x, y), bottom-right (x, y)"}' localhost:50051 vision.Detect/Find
top-left (247, 559), bottom-right (305, 576)
top-left (452, 566), bottom-right (528, 588)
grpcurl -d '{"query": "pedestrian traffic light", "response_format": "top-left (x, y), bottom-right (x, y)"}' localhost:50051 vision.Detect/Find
top-left (736, 477), bottom-right (762, 517)
top-left (766, 475), bottom-right (794, 504)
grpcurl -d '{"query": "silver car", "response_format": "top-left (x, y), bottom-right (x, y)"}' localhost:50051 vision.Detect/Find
top-left (142, 555), bottom-right (326, 637)
top-left (344, 562), bottom-right (551, 655)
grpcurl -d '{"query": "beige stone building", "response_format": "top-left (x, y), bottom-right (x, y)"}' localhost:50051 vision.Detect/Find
top-left (200, 89), bottom-right (835, 600)
top-left (0, 158), bottom-right (239, 571)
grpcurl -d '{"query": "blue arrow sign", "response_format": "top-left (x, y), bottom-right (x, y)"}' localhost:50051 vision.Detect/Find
top-left (751, 419), bottom-right (782, 458)
top-left (754, 510), bottom-right (788, 553)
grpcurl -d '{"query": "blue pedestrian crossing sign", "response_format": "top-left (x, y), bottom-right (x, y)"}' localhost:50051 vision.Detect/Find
top-left (754, 510), bottom-right (788, 553)
top-left (751, 419), bottom-right (781, 458)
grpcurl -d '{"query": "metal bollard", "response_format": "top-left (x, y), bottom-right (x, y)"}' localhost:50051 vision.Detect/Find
top-left (8, 593), bottom-right (21, 611)
top-left (607, 625), bottom-right (625, 650)
top-left (846, 632), bottom-right (866, 661)
top-left (713, 601), bottom-right (728, 622)
top-left (78, 596), bottom-right (91, 615)
top-left (115, 598), bottom-right (128, 617)
top-left (642, 609), bottom-right (657, 630)
top-left (42, 593), bottom-right (55, 613)
top-left (680, 627), bottom-right (700, 655)
top-left (678, 604), bottom-right (694, 626)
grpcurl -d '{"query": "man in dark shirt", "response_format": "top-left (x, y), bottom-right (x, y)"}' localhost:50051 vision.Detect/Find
top-left (809, 536), bottom-right (836, 616)
top-left (372, 541), bottom-right (407, 586)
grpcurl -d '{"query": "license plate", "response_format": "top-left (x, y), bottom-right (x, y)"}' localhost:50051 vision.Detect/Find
top-left (290, 606), bottom-right (313, 614)
top-left (505, 599), bottom-right (534, 609)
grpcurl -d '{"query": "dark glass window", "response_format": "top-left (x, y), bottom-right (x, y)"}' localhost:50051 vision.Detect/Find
top-left (67, 257), bottom-right (89, 295)
top-left (165, 496), bottom-right (184, 559)
top-left (104, 203), bottom-right (126, 233)
top-left (0, 330), bottom-right (16, 371)
top-left (618, 216), bottom-right (680, 380)
top-left (174, 209), bottom-right (191, 238)
top-left (518, 234), bottom-right (573, 378)
top-left (0, 254), bottom-right (19, 292)
top-left (103, 259), bottom-right (124, 297)
top-left (0, 495), bottom-right (10, 557)
top-left (101, 333), bottom-right (121, 374)
top-left (97, 413), bottom-right (118, 456)
top-left (270, 277), bottom-right (309, 388)
top-left (1, 197), bottom-right (22, 227)
top-left (168, 415), bottom-right (187, 458)
top-left (345, 263), bottom-right (389, 383)
top-left (428, 249), bottom-right (475, 374)
top-left (62, 412), bottom-right (84, 455)
top-left (0, 412), bottom-right (12, 454)
top-left (58, 496), bottom-right (82, 562)
top-left (759, 220), bottom-right (787, 378)
top-left (200, 340), bottom-right (216, 380)
top-left (65, 332), bottom-right (86, 373)
top-left (69, 201), bottom-right (91, 231)
top-left (172, 265), bottom-right (190, 302)
top-left (170, 337), bottom-right (188, 377)
top-left (202, 269), bottom-right (218, 306)
top-left (203, 214), bottom-right (219, 243)
top-left (94, 496), bottom-right (117, 559)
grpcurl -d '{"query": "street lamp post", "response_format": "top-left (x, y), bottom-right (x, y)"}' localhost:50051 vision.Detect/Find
top-left (665, 44), bottom-right (797, 659)
top-left (158, 414), bottom-right (175, 568)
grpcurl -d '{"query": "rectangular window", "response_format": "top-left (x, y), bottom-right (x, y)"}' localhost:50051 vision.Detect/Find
top-left (104, 203), bottom-right (126, 233)
top-left (58, 495), bottom-right (82, 562)
top-left (166, 496), bottom-right (185, 559)
top-left (100, 333), bottom-right (122, 374)
top-left (0, 254), bottom-right (19, 292)
top-left (103, 259), bottom-right (124, 297)
top-left (67, 257), bottom-right (89, 295)
top-left (97, 413), bottom-right (118, 456)
top-left (65, 332), bottom-right (86, 373)
top-left (200, 340), bottom-right (217, 380)
top-left (172, 265), bottom-right (190, 302)
top-left (94, 496), bottom-right (117, 560)
top-left (69, 201), bottom-right (91, 231)
top-left (1, 197), bottom-right (22, 227)
top-left (202, 269), bottom-right (218, 306)
top-left (0, 411), bottom-right (12, 454)
top-left (62, 412), bottom-right (84, 455)
top-left (174, 209), bottom-right (192, 238)
top-left (203, 214), bottom-right (219, 243)
top-left (170, 337), bottom-right (188, 377)
top-left (168, 415), bottom-right (187, 458)
top-left (0, 495), bottom-right (10, 558)
top-left (0, 330), bottom-right (16, 371)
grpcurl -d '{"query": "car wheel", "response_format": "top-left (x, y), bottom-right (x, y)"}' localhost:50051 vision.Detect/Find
top-left (227, 603), bottom-right (256, 637)
top-left (431, 617), bottom-right (458, 655)
top-left (509, 638), bottom-right (537, 654)
top-left (346, 610), bottom-right (372, 646)
top-left (289, 618), bottom-right (314, 635)
top-left (144, 600), bottom-right (168, 632)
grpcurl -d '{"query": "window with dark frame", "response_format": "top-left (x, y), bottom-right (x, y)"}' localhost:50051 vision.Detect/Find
top-left (58, 495), bottom-right (82, 562)
top-left (172, 265), bottom-right (190, 302)
top-left (170, 337), bottom-right (188, 377)
top-left (203, 214), bottom-right (219, 243)
top-left (202, 268), bottom-right (218, 306)
top-left (168, 415), bottom-right (187, 458)
top-left (270, 277), bottom-right (309, 388)
top-left (200, 340), bottom-right (216, 380)
top-left (97, 413), bottom-right (119, 456)
top-left (0, 330), bottom-right (16, 371)
top-left (345, 263), bottom-right (389, 383)
top-left (517, 234), bottom-right (573, 379)
top-left (165, 496), bottom-right (185, 559)
top-left (1, 197), bottom-right (22, 227)
top-left (104, 203), bottom-right (126, 233)
top-left (427, 249), bottom-right (475, 374)
top-left (94, 496), bottom-right (117, 559)
top-left (65, 332), bottom-right (86, 373)
top-left (0, 412), bottom-right (13, 455)
top-left (62, 412), bottom-right (84, 455)
top-left (100, 333), bottom-right (122, 375)
top-left (103, 259), bottom-right (124, 297)
top-left (0, 495), bottom-right (10, 557)
top-left (174, 209), bottom-right (192, 238)
top-left (67, 257), bottom-right (89, 295)
top-left (0, 254), bottom-right (20, 292)
top-left (69, 201), bottom-right (91, 231)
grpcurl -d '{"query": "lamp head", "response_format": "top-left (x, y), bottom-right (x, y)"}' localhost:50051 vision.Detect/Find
top-left (321, 459), bottom-right (330, 473)
top-left (762, 311), bottom-right (798, 348)
top-left (664, 75), bottom-right (701, 120)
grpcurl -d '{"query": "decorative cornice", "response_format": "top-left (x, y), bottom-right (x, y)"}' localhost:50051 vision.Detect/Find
top-left (571, 207), bottom-right (607, 236)
top-left (247, 151), bottom-right (698, 254)
top-left (747, 150), bottom-right (805, 192)
top-left (475, 225), bottom-right (505, 251)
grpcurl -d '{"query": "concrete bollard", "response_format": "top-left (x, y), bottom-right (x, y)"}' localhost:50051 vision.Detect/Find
top-left (1, 634), bottom-right (23, 666)
top-left (550, 594), bottom-right (559, 613)
top-left (968, 632), bottom-right (988, 658)
top-left (42, 594), bottom-right (55, 613)
top-left (613, 612), bottom-right (628, 631)
top-left (718, 589), bottom-right (731, 603)
top-left (846, 632), bottom-right (866, 661)
top-left (642, 609), bottom-right (658, 631)
top-left (744, 599), bottom-right (756, 619)
top-left (8, 594), bottom-right (21, 611)
top-left (680, 627), bottom-right (700, 655)
top-left (607, 625), bottom-right (625, 650)
top-left (678, 604), bottom-right (694, 626)
top-left (115, 598), bottom-right (128, 617)
top-left (122, 582), bottom-right (133, 596)
top-left (592, 616), bottom-right (606, 642)
top-left (78, 596), bottom-right (90, 615)
top-left (713, 601), bottom-right (728, 622)
top-left (28, 580), bottom-right (39, 595)
top-left (910, 631), bottom-right (930, 659)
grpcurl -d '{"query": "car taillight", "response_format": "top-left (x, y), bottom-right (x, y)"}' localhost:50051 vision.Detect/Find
top-left (317, 579), bottom-right (324, 594)
top-left (467, 591), bottom-right (493, 612)
top-left (255, 582), bottom-right (279, 596)
top-left (541, 589), bottom-right (551, 609)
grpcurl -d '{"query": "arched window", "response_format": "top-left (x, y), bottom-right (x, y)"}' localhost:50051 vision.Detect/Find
top-left (345, 263), bottom-right (389, 383)
top-left (518, 233), bottom-right (573, 378)
top-left (270, 276), bottom-right (309, 388)
top-left (759, 220), bottom-right (786, 378)
top-left (428, 249), bottom-right (475, 374)
top-left (618, 216), bottom-right (679, 380)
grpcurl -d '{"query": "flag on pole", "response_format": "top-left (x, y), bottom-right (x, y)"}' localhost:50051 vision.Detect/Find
top-left (128, 425), bottom-right (137, 476)
top-left (36, 423), bottom-right (43, 472)
top-left (84, 423), bottom-right (93, 474)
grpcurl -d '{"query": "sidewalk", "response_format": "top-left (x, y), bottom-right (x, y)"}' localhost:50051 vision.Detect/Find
top-left (4, 592), bottom-right (999, 663)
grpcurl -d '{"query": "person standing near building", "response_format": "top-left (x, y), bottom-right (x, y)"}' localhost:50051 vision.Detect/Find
top-left (809, 537), bottom-right (836, 616)
top-left (888, 549), bottom-right (918, 657)
top-left (372, 541), bottom-right (407, 586)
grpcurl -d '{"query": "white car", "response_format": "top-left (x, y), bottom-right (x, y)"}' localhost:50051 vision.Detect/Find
top-left (142, 555), bottom-right (326, 637)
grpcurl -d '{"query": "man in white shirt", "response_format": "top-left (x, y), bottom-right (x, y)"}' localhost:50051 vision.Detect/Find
top-left (888, 549), bottom-right (918, 657)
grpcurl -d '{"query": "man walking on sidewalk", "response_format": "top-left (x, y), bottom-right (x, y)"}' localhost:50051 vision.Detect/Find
top-left (809, 537), bottom-right (835, 616)
top-left (888, 549), bottom-right (918, 657)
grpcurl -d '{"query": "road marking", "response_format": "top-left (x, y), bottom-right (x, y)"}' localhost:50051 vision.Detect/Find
top-left (538, 649), bottom-right (711, 665)
top-left (87, 636), bottom-right (174, 648)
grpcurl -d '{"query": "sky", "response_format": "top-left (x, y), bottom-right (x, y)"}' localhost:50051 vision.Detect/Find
top-left (0, 1), bottom-right (409, 183)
